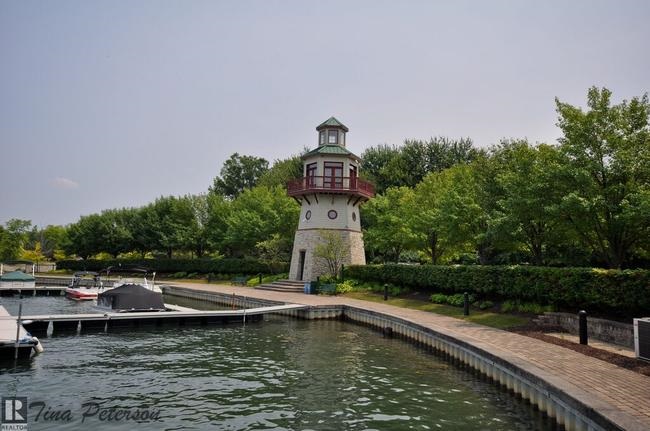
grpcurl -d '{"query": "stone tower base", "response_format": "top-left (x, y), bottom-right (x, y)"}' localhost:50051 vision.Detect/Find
top-left (289, 229), bottom-right (366, 282)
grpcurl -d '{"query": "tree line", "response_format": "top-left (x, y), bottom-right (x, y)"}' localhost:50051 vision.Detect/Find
top-left (1, 87), bottom-right (648, 269)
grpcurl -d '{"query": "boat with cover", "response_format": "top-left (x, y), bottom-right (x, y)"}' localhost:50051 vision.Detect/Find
top-left (65, 271), bottom-right (102, 300)
top-left (0, 305), bottom-right (43, 360)
top-left (96, 266), bottom-right (165, 312)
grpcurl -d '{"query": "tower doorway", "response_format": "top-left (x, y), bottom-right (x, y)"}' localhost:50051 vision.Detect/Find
top-left (298, 250), bottom-right (306, 281)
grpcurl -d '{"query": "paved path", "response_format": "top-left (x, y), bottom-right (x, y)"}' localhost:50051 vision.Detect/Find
top-left (168, 282), bottom-right (650, 430)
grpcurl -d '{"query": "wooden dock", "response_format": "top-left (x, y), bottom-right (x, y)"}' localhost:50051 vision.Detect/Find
top-left (0, 286), bottom-right (66, 296)
top-left (0, 303), bottom-right (310, 335)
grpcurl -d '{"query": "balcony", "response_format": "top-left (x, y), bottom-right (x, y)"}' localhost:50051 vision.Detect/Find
top-left (287, 176), bottom-right (375, 199)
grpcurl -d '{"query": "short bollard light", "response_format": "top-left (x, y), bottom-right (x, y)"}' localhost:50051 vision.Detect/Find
top-left (463, 292), bottom-right (470, 316)
top-left (579, 310), bottom-right (588, 345)
top-left (383, 284), bottom-right (389, 301)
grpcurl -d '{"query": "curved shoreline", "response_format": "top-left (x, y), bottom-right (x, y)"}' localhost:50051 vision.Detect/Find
top-left (163, 283), bottom-right (650, 431)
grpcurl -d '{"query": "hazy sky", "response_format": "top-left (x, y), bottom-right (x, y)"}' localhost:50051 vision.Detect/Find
top-left (1, 0), bottom-right (649, 227)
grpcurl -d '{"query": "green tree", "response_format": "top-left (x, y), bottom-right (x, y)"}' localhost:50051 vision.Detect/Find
top-left (101, 209), bottom-right (133, 258)
top-left (361, 138), bottom-right (479, 193)
top-left (257, 155), bottom-right (303, 189)
top-left (151, 196), bottom-right (198, 258)
top-left (414, 165), bottom-right (483, 263)
top-left (490, 141), bottom-right (569, 265)
top-left (360, 144), bottom-right (402, 193)
top-left (362, 186), bottom-right (417, 262)
top-left (125, 205), bottom-right (159, 258)
top-left (210, 153), bottom-right (269, 199)
top-left (65, 214), bottom-right (105, 259)
top-left (205, 193), bottom-right (231, 254)
top-left (40, 225), bottom-right (69, 260)
top-left (222, 186), bottom-right (299, 257)
top-left (187, 194), bottom-right (210, 258)
top-left (0, 219), bottom-right (32, 260)
top-left (556, 87), bottom-right (650, 268)
top-left (314, 230), bottom-right (349, 279)
top-left (256, 233), bottom-right (292, 272)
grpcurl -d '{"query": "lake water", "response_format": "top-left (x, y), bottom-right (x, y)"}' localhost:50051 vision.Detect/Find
top-left (0, 296), bottom-right (555, 430)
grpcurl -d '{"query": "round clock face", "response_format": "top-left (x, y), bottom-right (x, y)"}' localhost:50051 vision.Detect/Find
top-left (328, 210), bottom-right (338, 220)
top-left (305, 210), bottom-right (312, 220)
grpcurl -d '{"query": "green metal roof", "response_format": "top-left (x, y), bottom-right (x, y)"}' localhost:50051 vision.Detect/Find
top-left (316, 116), bottom-right (349, 132)
top-left (302, 144), bottom-right (361, 160)
top-left (0, 270), bottom-right (35, 281)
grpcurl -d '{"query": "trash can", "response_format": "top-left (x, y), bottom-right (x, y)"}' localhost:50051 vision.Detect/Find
top-left (304, 282), bottom-right (311, 295)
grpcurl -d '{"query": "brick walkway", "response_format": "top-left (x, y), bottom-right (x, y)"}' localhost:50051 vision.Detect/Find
top-left (170, 282), bottom-right (650, 430)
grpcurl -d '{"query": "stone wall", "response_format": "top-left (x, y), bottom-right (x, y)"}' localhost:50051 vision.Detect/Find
top-left (289, 229), bottom-right (366, 282)
top-left (534, 312), bottom-right (634, 348)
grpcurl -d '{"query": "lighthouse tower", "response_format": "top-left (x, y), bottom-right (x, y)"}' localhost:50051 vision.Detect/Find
top-left (287, 117), bottom-right (374, 281)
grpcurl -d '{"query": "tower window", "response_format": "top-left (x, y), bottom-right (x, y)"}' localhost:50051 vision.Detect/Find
top-left (328, 130), bottom-right (338, 144)
top-left (320, 131), bottom-right (325, 145)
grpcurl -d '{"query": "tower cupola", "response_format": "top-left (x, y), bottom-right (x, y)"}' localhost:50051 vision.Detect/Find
top-left (316, 116), bottom-right (349, 147)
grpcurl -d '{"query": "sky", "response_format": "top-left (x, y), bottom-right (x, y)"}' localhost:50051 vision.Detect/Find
top-left (1, 0), bottom-right (649, 227)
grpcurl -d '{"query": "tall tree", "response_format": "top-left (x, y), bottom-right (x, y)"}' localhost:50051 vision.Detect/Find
top-left (257, 155), bottom-right (303, 189)
top-left (205, 193), bottom-right (231, 254)
top-left (125, 205), bottom-right (159, 258)
top-left (210, 153), bottom-right (269, 199)
top-left (0, 219), bottom-right (32, 260)
top-left (360, 144), bottom-right (402, 193)
top-left (222, 185), bottom-right (299, 257)
top-left (65, 214), bottom-right (105, 259)
top-left (362, 186), bottom-right (417, 262)
top-left (414, 165), bottom-right (483, 263)
top-left (151, 196), bottom-right (197, 259)
top-left (490, 140), bottom-right (568, 265)
top-left (361, 137), bottom-right (479, 193)
top-left (187, 194), bottom-right (210, 258)
top-left (39, 225), bottom-right (69, 260)
top-left (556, 87), bottom-right (650, 268)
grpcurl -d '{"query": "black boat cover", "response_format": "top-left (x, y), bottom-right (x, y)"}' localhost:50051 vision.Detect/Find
top-left (97, 284), bottom-right (165, 312)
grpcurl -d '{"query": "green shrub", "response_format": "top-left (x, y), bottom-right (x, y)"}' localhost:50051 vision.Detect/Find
top-left (57, 258), bottom-right (287, 276)
top-left (346, 264), bottom-right (650, 317)
top-left (447, 293), bottom-right (476, 307)
top-left (501, 300), bottom-right (554, 314)
top-left (430, 293), bottom-right (449, 304)
top-left (335, 280), bottom-right (356, 294)
top-left (172, 272), bottom-right (187, 279)
top-left (474, 300), bottom-right (495, 310)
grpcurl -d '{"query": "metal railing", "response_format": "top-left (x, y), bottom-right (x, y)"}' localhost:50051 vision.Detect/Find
top-left (287, 176), bottom-right (374, 198)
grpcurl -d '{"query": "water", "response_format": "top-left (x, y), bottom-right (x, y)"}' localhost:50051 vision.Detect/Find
top-left (0, 296), bottom-right (555, 430)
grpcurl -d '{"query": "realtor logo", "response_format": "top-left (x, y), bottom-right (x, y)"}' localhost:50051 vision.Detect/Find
top-left (1, 397), bottom-right (28, 431)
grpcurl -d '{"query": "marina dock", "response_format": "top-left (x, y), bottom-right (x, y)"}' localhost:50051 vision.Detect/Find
top-left (0, 303), bottom-right (309, 335)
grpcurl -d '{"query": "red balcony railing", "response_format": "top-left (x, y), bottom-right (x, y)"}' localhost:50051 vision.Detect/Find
top-left (287, 176), bottom-right (375, 199)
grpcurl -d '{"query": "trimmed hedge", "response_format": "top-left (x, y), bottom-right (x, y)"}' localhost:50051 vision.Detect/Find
top-left (346, 264), bottom-right (650, 317)
top-left (57, 258), bottom-right (288, 276)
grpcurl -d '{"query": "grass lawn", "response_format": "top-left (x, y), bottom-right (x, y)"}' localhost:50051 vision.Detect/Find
top-left (343, 290), bottom-right (530, 330)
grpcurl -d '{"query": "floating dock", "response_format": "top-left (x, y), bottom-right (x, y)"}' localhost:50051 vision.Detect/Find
top-left (0, 286), bottom-right (66, 296)
top-left (0, 304), bottom-right (309, 335)
top-left (0, 305), bottom-right (39, 359)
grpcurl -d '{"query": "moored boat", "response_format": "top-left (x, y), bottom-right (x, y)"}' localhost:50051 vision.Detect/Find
top-left (96, 266), bottom-right (165, 312)
top-left (65, 271), bottom-right (102, 300)
top-left (0, 305), bottom-right (43, 360)
top-left (97, 284), bottom-right (166, 312)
